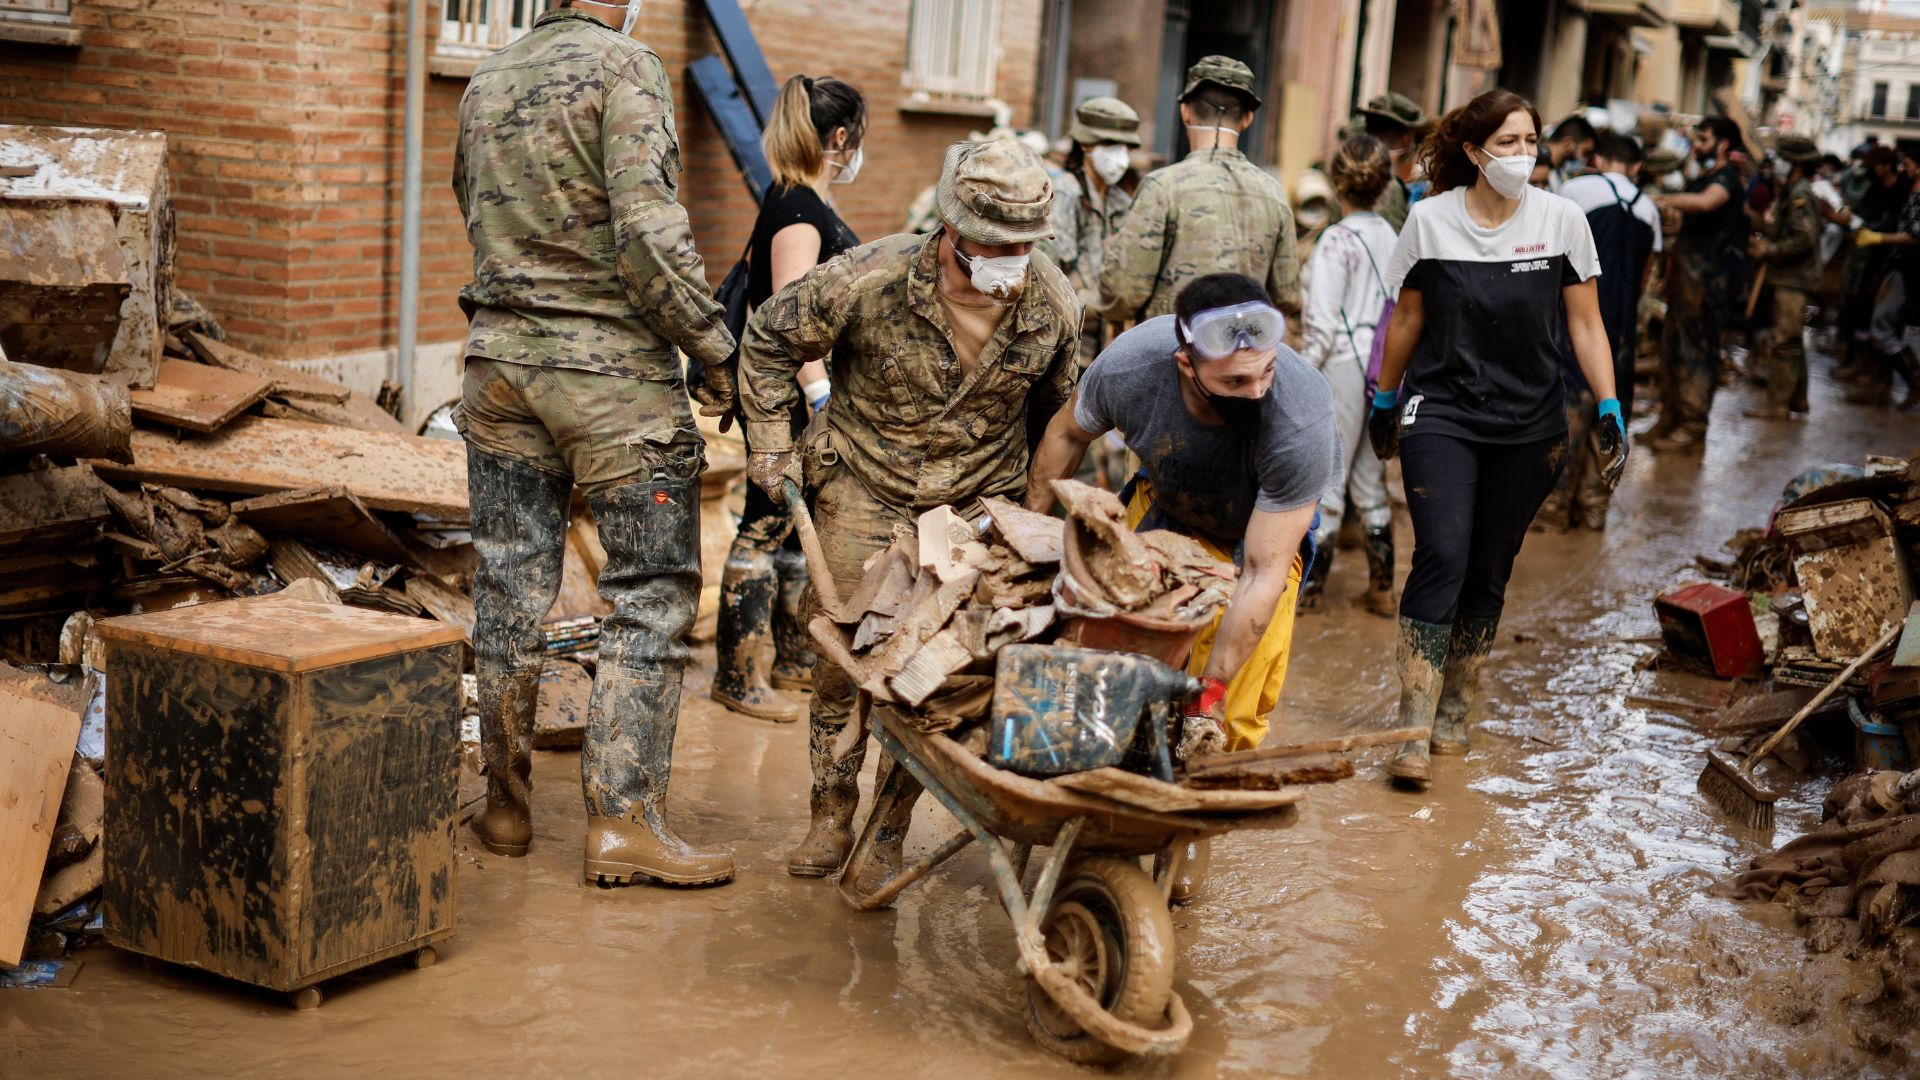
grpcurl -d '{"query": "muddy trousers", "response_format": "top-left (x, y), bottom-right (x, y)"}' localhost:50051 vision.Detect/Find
top-left (1400, 432), bottom-right (1565, 628)
top-left (1655, 268), bottom-right (1722, 438)
top-left (1314, 353), bottom-right (1393, 541)
top-left (1762, 286), bottom-right (1811, 411)
top-left (794, 469), bottom-right (924, 875)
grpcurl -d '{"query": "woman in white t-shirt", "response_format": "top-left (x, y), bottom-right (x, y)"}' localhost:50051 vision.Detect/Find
top-left (1365, 89), bottom-right (1629, 788)
top-left (1298, 134), bottom-right (1400, 617)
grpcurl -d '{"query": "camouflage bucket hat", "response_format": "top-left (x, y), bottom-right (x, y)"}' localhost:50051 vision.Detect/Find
top-left (1068, 96), bottom-right (1142, 147)
top-left (935, 138), bottom-right (1055, 245)
top-left (1180, 54), bottom-right (1261, 108)
top-left (1641, 146), bottom-right (1684, 177)
top-left (1776, 133), bottom-right (1821, 165)
top-left (1359, 91), bottom-right (1425, 130)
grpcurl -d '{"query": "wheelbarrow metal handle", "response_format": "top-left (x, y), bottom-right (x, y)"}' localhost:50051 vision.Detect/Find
top-left (782, 478), bottom-right (842, 616)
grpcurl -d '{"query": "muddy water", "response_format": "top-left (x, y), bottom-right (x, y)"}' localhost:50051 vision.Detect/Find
top-left (6, 368), bottom-right (1914, 1078)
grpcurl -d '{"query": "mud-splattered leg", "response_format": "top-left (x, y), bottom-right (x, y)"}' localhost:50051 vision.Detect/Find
top-left (1431, 615), bottom-right (1498, 754)
top-left (769, 545), bottom-right (818, 690)
top-left (468, 444), bottom-right (571, 856)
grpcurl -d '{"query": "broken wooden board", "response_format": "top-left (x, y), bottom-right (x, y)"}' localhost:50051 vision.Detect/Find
top-left (1181, 752), bottom-right (1354, 789)
top-left (1709, 685), bottom-right (1843, 734)
top-left (93, 416), bottom-right (468, 519)
top-left (183, 331), bottom-right (351, 404)
top-left (45, 757), bottom-right (104, 867)
top-left (0, 670), bottom-right (85, 965)
top-left (35, 843), bottom-right (102, 918)
top-left (866, 570), bottom-right (978, 679)
top-left (405, 573), bottom-right (475, 641)
top-left (1188, 726), bottom-right (1432, 770)
top-left (0, 465), bottom-right (108, 557)
top-left (888, 627), bottom-right (974, 706)
top-left (982, 496), bottom-right (1064, 564)
top-left (230, 485), bottom-right (414, 564)
top-left (0, 550), bottom-right (111, 615)
top-left (260, 392), bottom-right (407, 436)
top-left (128, 357), bottom-right (271, 434)
top-left (836, 542), bottom-right (918, 625)
top-left (533, 660), bottom-right (592, 750)
top-left (1052, 767), bottom-right (1310, 814)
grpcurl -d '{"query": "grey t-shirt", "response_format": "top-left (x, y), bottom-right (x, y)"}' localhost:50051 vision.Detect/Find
top-left (1074, 315), bottom-right (1341, 542)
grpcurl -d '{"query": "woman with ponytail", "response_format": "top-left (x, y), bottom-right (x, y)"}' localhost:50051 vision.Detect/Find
top-left (1366, 89), bottom-right (1626, 788)
top-left (709, 73), bottom-right (867, 724)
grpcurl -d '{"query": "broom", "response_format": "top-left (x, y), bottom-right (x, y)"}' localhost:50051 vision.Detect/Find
top-left (1699, 622), bottom-right (1902, 830)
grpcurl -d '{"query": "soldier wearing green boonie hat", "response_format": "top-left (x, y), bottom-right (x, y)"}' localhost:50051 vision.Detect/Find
top-left (1043, 96), bottom-right (1146, 362)
top-left (1096, 55), bottom-right (1300, 323)
top-left (1356, 92), bottom-right (1427, 231)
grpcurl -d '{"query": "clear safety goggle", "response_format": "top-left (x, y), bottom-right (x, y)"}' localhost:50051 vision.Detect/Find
top-left (1177, 302), bottom-right (1286, 360)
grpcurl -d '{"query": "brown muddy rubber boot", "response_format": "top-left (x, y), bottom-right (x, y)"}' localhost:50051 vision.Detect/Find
top-left (473, 671), bottom-right (540, 856)
top-left (1388, 616), bottom-right (1450, 789)
top-left (1361, 523), bottom-right (1397, 619)
top-left (584, 796), bottom-right (734, 887)
top-left (769, 546), bottom-right (817, 691)
top-left (789, 714), bottom-right (861, 877)
top-left (842, 754), bottom-right (920, 899)
top-left (710, 544), bottom-right (801, 723)
top-left (1432, 615), bottom-right (1498, 756)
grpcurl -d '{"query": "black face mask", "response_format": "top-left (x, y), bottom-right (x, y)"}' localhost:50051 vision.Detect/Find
top-left (1191, 363), bottom-right (1264, 430)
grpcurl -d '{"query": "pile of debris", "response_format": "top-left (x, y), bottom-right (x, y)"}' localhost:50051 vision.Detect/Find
top-left (818, 479), bottom-right (1236, 733)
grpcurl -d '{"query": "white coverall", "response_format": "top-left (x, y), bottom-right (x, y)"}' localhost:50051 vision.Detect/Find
top-left (1299, 210), bottom-right (1397, 546)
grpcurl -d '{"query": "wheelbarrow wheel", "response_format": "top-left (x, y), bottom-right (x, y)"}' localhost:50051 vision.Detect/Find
top-left (1024, 855), bottom-right (1175, 1065)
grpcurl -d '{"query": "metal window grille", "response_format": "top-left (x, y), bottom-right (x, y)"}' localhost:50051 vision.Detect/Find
top-left (0, 0), bottom-right (72, 22)
top-left (439, 0), bottom-right (538, 57)
top-left (905, 0), bottom-right (1003, 101)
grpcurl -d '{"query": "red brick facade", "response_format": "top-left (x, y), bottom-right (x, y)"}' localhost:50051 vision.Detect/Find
top-left (0, 0), bottom-right (1041, 365)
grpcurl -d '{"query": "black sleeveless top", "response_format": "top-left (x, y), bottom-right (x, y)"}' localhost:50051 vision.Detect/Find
top-left (748, 183), bottom-right (858, 308)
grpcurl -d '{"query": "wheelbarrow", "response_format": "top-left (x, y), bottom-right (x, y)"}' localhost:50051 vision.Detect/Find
top-left (780, 481), bottom-right (1303, 1064)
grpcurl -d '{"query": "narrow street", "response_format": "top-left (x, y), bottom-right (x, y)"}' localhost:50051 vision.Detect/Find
top-left (5, 359), bottom-right (1910, 1079)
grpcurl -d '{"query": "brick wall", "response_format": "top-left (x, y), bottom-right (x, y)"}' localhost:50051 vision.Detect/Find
top-left (1, 0), bottom-right (1043, 374)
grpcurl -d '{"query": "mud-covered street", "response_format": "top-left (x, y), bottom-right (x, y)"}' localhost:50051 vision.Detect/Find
top-left (0, 361), bottom-right (1908, 1079)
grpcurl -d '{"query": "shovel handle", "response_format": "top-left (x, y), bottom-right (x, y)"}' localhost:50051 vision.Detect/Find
top-left (782, 479), bottom-right (841, 614)
top-left (1745, 622), bottom-right (1902, 769)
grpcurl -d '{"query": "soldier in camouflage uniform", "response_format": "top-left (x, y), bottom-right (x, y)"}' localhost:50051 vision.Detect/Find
top-left (1039, 96), bottom-right (1143, 363)
top-left (1356, 92), bottom-right (1427, 233)
top-left (452, 1), bottom-right (739, 887)
top-left (1647, 116), bottom-right (1748, 451)
top-left (1745, 135), bottom-right (1823, 420)
top-left (738, 140), bottom-right (1079, 889)
top-left (1096, 56), bottom-right (1301, 324)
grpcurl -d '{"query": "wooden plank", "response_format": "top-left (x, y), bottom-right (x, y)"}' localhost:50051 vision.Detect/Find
top-left (404, 574), bottom-right (474, 641)
top-left (260, 392), bottom-right (407, 435)
top-left (128, 357), bottom-right (272, 434)
top-left (95, 593), bottom-right (464, 675)
top-left (1051, 767), bottom-right (1310, 814)
top-left (0, 464), bottom-right (109, 556)
top-left (1187, 726), bottom-right (1432, 770)
top-left (1181, 752), bottom-right (1354, 789)
top-left (0, 675), bottom-right (84, 965)
top-left (230, 485), bottom-right (414, 564)
top-left (92, 416), bottom-right (468, 519)
top-left (182, 331), bottom-right (352, 404)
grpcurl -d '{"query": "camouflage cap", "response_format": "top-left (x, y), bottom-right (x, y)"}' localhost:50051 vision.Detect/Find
top-left (1180, 55), bottom-right (1261, 108)
top-left (1358, 91), bottom-right (1425, 130)
top-left (936, 138), bottom-right (1055, 245)
top-left (1775, 133), bottom-right (1821, 165)
top-left (1641, 146), bottom-right (1684, 177)
top-left (1068, 96), bottom-right (1142, 147)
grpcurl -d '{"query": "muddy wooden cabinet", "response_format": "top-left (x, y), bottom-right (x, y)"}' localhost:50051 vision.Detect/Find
top-left (95, 594), bottom-right (464, 1007)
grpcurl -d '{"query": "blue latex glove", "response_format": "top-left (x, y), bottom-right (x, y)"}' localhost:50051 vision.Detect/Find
top-left (1366, 388), bottom-right (1401, 461)
top-left (1595, 397), bottom-right (1628, 490)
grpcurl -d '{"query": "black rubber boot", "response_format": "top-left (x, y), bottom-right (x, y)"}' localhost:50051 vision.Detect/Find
top-left (467, 445), bottom-right (571, 856)
top-left (790, 713), bottom-right (865, 876)
top-left (1432, 615), bottom-right (1498, 755)
top-left (582, 468), bottom-right (733, 888)
top-left (842, 751), bottom-right (923, 901)
top-left (1388, 616), bottom-right (1452, 789)
top-left (770, 546), bottom-right (817, 690)
top-left (1361, 523), bottom-right (1397, 618)
top-left (710, 542), bottom-right (800, 722)
top-left (1295, 545), bottom-right (1331, 614)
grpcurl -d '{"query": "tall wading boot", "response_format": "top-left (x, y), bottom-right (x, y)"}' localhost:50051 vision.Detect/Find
top-left (582, 470), bottom-right (733, 887)
top-left (769, 546), bottom-right (818, 691)
top-left (1361, 523), bottom-right (1398, 618)
top-left (466, 445), bottom-right (572, 857)
top-left (473, 670), bottom-right (540, 855)
top-left (789, 712), bottom-right (865, 876)
top-left (1847, 350), bottom-right (1895, 405)
top-left (842, 751), bottom-right (923, 899)
top-left (1387, 617), bottom-right (1452, 788)
top-left (1295, 545), bottom-right (1331, 614)
top-left (1431, 615), bottom-right (1498, 755)
top-left (709, 542), bottom-right (801, 722)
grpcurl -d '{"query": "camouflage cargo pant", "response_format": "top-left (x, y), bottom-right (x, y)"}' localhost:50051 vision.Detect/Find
top-left (457, 358), bottom-right (706, 817)
top-left (1656, 265), bottom-right (1722, 438)
top-left (1763, 285), bottom-right (1810, 411)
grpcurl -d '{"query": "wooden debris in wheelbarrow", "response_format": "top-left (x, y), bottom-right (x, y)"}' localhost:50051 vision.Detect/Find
top-left (981, 496), bottom-right (1063, 564)
top-left (1052, 767), bottom-right (1304, 814)
top-left (1052, 479), bottom-right (1158, 608)
top-left (1051, 478), bottom-right (1236, 625)
top-left (1181, 725), bottom-right (1432, 789)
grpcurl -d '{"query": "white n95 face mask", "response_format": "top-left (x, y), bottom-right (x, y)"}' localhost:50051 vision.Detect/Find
top-left (1089, 144), bottom-right (1130, 185)
top-left (579, 0), bottom-right (643, 34)
top-left (959, 250), bottom-right (1030, 304)
top-left (829, 144), bottom-right (863, 185)
top-left (1476, 148), bottom-right (1535, 200)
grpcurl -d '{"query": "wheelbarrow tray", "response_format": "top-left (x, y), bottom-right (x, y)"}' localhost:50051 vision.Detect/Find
top-left (876, 710), bottom-right (1299, 856)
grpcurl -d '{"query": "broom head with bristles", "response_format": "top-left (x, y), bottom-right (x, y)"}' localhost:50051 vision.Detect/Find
top-left (1699, 747), bottom-right (1776, 831)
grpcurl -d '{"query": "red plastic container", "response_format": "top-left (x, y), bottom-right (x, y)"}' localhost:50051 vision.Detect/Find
top-left (1655, 582), bottom-right (1763, 679)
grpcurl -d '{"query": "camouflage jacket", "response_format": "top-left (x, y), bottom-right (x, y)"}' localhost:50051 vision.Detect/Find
top-left (1373, 175), bottom-right (1409, 233)
top-left (1096, 146), bottom-right (1301, 322)
top-left (452, 8), bottom-right (733, 381)
top-left (738, 230), bottom-right (1080, 511)
top-left (1038, 169), bottom-right (1137, 299)
top-left (1754, 177), bottom-right (1822, 291)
